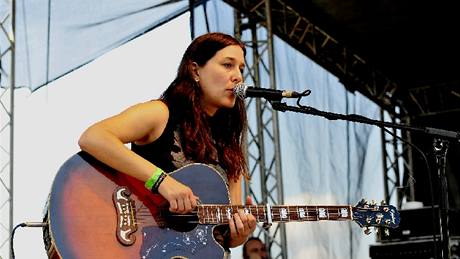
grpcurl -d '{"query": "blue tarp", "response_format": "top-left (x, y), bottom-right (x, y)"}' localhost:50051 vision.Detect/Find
top-left (2, 0), bottom-right (191, 91)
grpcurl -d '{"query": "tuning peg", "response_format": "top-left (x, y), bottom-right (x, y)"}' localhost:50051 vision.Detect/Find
top-left (371, 200), bottom-right (377, 205)
top-left (360, 199), bottom-right (370, 208)
top-left (364, 227), bottom-right (372, 235)
top-left (380, 200), bottom-right (386, 205)
top-left (384, 228), bottom-right (390, 236)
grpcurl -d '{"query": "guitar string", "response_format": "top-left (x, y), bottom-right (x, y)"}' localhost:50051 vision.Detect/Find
top-left (133, 205), bottom-right (389, 227)
top-left (134, 205), bottom-right (360, 225)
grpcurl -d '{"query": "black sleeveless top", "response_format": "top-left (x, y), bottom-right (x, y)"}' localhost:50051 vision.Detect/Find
top-left (131, 110), bottom-right (229, 186)
top-left (131, 115), bottom-right (182, 173)
top-left (131, 108), bottom-right (231, 250)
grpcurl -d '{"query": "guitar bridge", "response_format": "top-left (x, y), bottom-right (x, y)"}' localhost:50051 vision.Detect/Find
top-left (113, 186), bottom-right (138, 246)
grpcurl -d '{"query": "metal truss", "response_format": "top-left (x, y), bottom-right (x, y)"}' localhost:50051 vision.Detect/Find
top-left (0, 0), bottom-right (15, 258)
top-left (380, 82), bottom-right (460, 206)
top-left (224, 0), bottom-right (400, 113)
top-left (406, 82), bottom-right (460, 118)
top-left (223, 0), bottom-right (425, 209)
top-left (380, 107), bottom-right (416, 209)
top-left (229, 1), bottom-right (287, 258)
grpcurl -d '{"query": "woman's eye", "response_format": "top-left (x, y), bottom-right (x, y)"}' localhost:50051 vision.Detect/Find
top-left (223, 63), bottom-right (232, 68)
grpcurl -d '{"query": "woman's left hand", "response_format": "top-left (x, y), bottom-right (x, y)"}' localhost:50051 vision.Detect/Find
top-left (228, 196), bottom-right (257, 247)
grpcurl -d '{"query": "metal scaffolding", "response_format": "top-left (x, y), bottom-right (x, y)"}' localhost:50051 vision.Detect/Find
top-left (230, 0), bottom-right (288, 258)
top-left (380, 107), bottom-right (415, 208)
top-left (224, 0), bottom-right (407, 209)
top-left (0, 0), bottom-right (15, 258)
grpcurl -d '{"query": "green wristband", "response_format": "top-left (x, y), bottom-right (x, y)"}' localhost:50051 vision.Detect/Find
top-left (145, 167), bottom-right (164, 190)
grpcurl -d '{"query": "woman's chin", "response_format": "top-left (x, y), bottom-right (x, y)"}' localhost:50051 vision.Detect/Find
top-left (223, 98), bottom-right (237, 109)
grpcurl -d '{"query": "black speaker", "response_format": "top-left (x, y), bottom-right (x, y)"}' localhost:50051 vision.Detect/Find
top-left (371, 206), bottom-right (460, 259)
top-left (369, 237), bottom-right (459, 259)
top-left (378, 206), bottom-right (460, 242)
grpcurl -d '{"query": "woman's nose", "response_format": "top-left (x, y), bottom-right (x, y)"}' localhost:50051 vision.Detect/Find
top-left (233, 69), bottom-right (243, 83)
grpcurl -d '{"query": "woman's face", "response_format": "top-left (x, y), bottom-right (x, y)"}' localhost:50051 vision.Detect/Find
top-left (195, 45), bottom-right (245, 116)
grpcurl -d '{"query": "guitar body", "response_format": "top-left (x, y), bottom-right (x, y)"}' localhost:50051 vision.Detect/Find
top-left (46, 151), bottom-right (230, 259)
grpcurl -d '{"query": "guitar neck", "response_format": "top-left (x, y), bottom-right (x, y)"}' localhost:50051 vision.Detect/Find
top-left (197, 204), bottom-right (353, 224)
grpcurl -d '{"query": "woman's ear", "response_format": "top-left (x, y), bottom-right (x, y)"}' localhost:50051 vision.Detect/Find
top-left (191, 62), bottom-right (200, 82)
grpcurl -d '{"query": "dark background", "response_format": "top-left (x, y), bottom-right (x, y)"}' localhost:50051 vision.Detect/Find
top-left (230, 0), bottom-right (460, 209)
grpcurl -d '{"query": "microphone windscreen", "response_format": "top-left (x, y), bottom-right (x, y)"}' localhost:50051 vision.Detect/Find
top-left (233, 83), bottom-right (249, 99)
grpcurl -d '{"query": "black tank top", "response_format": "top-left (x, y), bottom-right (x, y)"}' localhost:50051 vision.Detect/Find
top-left (131, 115), bottom-right (181, 173)
top-left (131, 109), bottom-right (231, 250)
top-left (131, 111), bottom-right (229, 186)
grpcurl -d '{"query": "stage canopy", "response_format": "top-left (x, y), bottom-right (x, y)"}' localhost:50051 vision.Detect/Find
top-left (1, 0), bottom-right (196, 91)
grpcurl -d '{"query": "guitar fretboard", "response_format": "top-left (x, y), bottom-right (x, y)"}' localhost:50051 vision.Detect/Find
top-left (197, 205), bottom-right (353, 224)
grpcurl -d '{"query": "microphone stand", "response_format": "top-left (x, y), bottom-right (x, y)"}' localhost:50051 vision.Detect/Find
top-left (268, 98), bottom-right (460, 259)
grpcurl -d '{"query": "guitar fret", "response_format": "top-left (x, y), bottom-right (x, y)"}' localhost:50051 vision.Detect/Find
top-left (262, 206), bottom-right (266, 222)
top-left (258, 206), bottom-right (262, 220)
top-left (286, 206), bottom-right (290, 221)
top-left (256, 205), bottom-right (261, 222)
top-left (257, 206), bottom-right (261, 222)
top-left (209, 206), bottom-right (213, 223)
top-left (226, 206), bottom-right (232, 223)
top-left (213, 205), bottom-right (217, 223)
top-left (254, 206), bottom-right (260, 222)
top-left (297, 206), bottom-right (305, 221)
top-left (272, 207), bottom-right (277, 222)
top-left (299, 206), bottom-right (307, 220)
top-left (297, 206), bottom-right (303, 220)
top-left (217, 206), bottom-right (221, 223)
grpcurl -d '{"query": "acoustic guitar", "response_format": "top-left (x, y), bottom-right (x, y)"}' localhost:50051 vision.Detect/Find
top-left (45, 151), bottom-right (400, 259)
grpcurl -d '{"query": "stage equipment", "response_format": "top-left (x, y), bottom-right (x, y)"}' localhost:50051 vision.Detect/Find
top-left (369, 237), bottom-right (459, 259)
top-left (255, 90), bottom-right (460, 259)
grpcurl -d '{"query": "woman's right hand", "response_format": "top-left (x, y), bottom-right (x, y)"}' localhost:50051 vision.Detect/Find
top-left (157, 176), bottom-right (199, 214)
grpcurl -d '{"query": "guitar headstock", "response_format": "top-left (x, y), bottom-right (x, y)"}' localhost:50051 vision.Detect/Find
top-left (352, 199), bottom-right (400, 233)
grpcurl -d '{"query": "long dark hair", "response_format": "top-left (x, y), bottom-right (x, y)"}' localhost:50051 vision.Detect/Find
top-left (161, 32), bottom-right (248, 182)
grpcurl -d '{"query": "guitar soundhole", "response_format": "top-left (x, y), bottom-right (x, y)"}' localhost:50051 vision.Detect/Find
top-left (164, 213), bottom-right (199, 233)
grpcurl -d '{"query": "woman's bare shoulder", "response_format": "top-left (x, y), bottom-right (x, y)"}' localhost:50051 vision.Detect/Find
top-left (123, 99), bottom-right (169, 121)
top-left (124, 100), bottom-right (170, 144)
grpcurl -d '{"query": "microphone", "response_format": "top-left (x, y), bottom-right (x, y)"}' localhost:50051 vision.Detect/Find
top-left (233, 83), bottom-right (303, 100)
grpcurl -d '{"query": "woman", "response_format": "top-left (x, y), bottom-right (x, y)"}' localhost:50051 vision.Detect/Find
top-left (78, 32), bottom-right (256, 251)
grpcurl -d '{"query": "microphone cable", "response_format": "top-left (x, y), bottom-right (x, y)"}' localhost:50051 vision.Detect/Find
top-left (11, 221), bottom-right (48, 259)
top-left (382, 127), bottom-right (438, 259)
